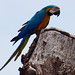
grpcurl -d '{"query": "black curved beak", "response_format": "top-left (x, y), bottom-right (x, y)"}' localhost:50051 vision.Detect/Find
top-left (53, 9), bottom-right (60, 17)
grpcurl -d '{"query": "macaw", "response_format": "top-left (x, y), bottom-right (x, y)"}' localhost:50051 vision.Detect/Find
top-left (0, 5), bottom-right (60, 70)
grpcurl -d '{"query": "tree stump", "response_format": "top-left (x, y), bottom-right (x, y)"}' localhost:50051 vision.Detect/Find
top-left (19, 27), bottom-right (75, 75)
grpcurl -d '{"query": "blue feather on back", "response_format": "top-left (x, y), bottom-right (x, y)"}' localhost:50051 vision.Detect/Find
top-left (18, 10), bottom-right (46, 40)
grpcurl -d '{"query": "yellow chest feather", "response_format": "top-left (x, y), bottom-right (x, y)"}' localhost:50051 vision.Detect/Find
top-left (37, 14), bottom-right (50, 30)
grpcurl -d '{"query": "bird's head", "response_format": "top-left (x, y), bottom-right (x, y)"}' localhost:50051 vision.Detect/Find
top-left (42, 5), bottom-right (60, 17)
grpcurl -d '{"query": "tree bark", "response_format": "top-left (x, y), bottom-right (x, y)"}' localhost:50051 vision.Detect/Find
top-left (19, 27), bottom-right (75, 75)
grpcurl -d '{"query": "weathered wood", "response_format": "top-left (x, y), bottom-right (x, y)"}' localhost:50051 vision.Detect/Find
top-left (19, 27), bottom-right (75, 75)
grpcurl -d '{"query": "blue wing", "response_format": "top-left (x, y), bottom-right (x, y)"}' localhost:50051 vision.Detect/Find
top-left (12, 10), bottom-right (46, 44)
top-left (19, 10), bottom-right (46, 38)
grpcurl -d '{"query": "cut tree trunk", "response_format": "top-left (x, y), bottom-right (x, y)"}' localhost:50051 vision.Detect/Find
top-left (19, 27), bottom-right (75, 75)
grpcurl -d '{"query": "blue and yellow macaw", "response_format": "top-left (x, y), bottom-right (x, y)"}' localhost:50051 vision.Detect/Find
top-left (0, 5), bottom-right (60, 70)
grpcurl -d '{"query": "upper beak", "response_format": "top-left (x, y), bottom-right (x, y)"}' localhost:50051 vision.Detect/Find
top-left (50, 8), bottom-right (60, 17)
top-left (53, 9), bottom-right (60, 17)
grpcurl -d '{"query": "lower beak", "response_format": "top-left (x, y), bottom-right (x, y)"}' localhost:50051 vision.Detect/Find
top-left (53, 10), bottom-right (60, 17)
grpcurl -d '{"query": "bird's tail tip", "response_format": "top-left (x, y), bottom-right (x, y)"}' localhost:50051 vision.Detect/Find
top-left (0, 65), bottom-right (5, 71)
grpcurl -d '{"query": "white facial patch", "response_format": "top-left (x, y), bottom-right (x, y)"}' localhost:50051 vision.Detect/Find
top-left (49, 10), bottom-right (56, 14)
